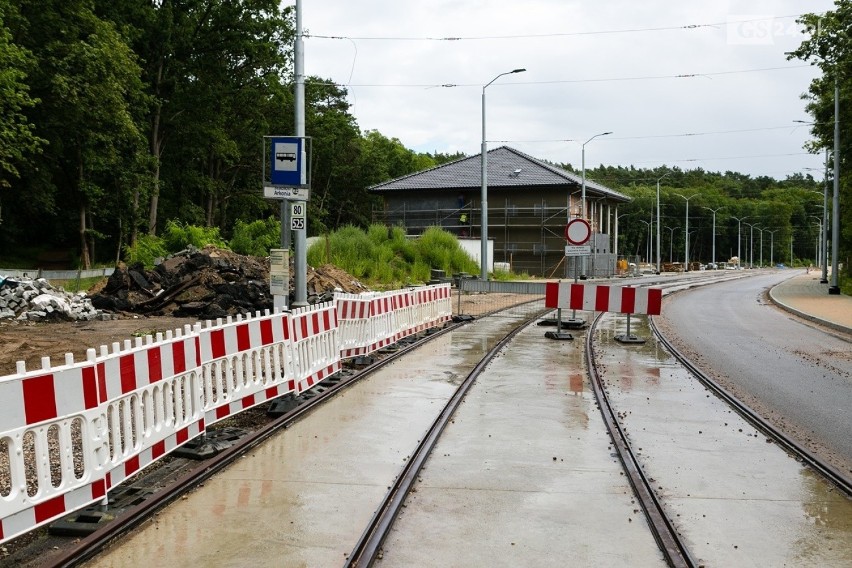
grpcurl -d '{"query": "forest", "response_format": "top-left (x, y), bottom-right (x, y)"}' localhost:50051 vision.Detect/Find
top-left (0, 1), bottom-right (848, 278)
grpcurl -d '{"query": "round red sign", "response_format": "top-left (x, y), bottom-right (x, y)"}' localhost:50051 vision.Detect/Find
top-left (565, 219), bottom-right (591, 245)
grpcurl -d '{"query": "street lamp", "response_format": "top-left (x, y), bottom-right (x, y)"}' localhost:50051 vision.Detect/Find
top-left (638, 219), bottom-right (651, 265)
top-left (754, 226), bottom-right (764, 267)
top-left (809, 216), bottom-right (823, 267)
top-left (481, 68), bottom-right (526, 280)
top-left (766, 229), bottom-right (779, 266)
top-left (674, 193), bottom-right (698, 271)
top-left (730, 216), bottom-right (748, 268)
top-left (829, 78), bottom-right (841, 294)
top-left (581, 131), bottom-right (612, 277)
top-left (655, 172), bottom-right (671, 274)
top-left (703, 206), bottom-right (724, 267)
top-left (743, 222), bottom-right (757, 268)
top-left (803, 152), bottom-right (830, 282)
top-left (614, 212), bottom-right (631, 259)
top-left (664, 225), bottom-right (677, 263)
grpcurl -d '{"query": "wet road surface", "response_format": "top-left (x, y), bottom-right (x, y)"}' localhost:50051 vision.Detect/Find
top-left (657, 271), bottom-right (852, 474)
top-left (377, 315), bottom-right (665, 567)
top-left (596, 312), bottom-right (852, 567)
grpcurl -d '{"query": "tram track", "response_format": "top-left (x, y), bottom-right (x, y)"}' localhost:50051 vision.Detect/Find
top-left (36, 318), bottom-right (471, 568)
top-left (586, 274), bottom-right (852, 568)
top-left (20, 271), bottom-right (824, 568)
top-left (343, 308), bottom-right (547, 567)
top-left (649, 317), bottom-right (852, 498)
top-left (586, 313), bottom-right (697, 568)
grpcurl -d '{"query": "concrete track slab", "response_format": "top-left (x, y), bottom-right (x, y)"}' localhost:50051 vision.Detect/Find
top-left (377, 319), bottom-right (666, 567)
top-left (86, 310), bottom-right (535, 568)
top-left (595, 313), bottom-right (852, 568)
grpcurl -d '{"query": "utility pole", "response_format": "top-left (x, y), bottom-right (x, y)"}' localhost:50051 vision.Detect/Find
top-left (293, 0), bottom-right (307, 306)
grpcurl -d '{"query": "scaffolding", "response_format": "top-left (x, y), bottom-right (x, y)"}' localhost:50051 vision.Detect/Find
top-left (373, 199), bottom-right (618, 278)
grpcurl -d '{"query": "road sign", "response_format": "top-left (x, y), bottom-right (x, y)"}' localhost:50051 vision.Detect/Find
top-left (565, 245), bottom-right (591, 256)
top-left (270, 137), bottom-right (303, 186)
top-left (565, 219), bottom-right (591, 245)
top-left (291, 203), bottom-right (305, 219)
top-left (291, 217), bottom-right (305, 231)
top-left (263, 186), bottom-right (311, 200)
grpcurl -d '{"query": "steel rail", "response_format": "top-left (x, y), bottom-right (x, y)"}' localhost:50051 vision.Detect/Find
top-left (343, 308), bottom-right (547, 568)
top-left (649, 316), bottom-right (852, 498)
top-left (586, 313), bottom-right (698, 568)
top-left (41, 320), bottom-right (466, 568)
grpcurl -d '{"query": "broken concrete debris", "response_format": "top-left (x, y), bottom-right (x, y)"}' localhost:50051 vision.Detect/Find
top-left (0, 276), bottom-right (112, 322)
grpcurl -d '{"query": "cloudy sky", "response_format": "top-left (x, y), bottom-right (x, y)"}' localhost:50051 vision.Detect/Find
top-left (301, 0), bottom-right (835, 180)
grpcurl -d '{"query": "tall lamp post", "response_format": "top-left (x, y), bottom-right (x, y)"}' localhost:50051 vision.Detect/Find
top-left (766, 229), bottom-right (778, 266)
top-left (703, 206), bottom-right (724, 267)
top-left (581, 131), bottom-right (612, 277)
top-left (655, 173), bottom-right (671, 273)
top-left (664, 226), bottom-right (677, 263)
top-left (743, 222), bottom-right (756, 268)
top-left (638, 219), bottom-right (651, 265)
top-left (755, 226), bottom-right (764, 267)
top-left (614, 212), bottom-right (630, 259)
top-left (480, 68), bottom-right (526, 281)
top-left (674, 193), bottom-right (698, 271)
top-left (731, 216), bottom-right (748, 268)
top-left (829, 78), bottom-right (841, 294)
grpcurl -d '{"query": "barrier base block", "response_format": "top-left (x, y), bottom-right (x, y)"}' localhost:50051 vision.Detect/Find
top-left (452, 314), bottom-right (475, 322)
top-left (173, 427), bottom-right (249, 460)
top-left (352, 355), bottom-right (376, 368)
top-left (267, 394), bottom-right (300, 417)
top-left (49, 510), bottom-right (113, 537)
top-left (614, 334), bottom-right (646, 344)
top-left (50, 484), bottom-right (156, 536)
top-left (544, 331), bottom-right (574, 341)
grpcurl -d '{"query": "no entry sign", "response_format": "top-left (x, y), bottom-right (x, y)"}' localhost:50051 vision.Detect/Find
top-left (565, 219), bottom-right (591, 245)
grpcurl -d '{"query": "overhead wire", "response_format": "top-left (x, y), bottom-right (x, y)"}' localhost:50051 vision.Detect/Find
top-left (304, 13), bottom-right (811, 42)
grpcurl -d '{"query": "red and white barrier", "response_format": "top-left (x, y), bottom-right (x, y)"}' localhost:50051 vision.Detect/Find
top-left (335, 293), bottom-right (374, 358)
top-left (290, 303), bottom-right (341, 393)
top-left (0, 354), bottom-right (107, 544)
top-left (198, 311), bottom-right (295, 426)
top-left (0, 283), bottom-right (452, 545)
top-left (545, 282), bottom-right (662, 315)
top-left (96, 327), bottom-right (206, 489)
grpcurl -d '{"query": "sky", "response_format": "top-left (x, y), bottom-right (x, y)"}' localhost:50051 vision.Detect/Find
top-left (300, 0), bottom-right (836, 181)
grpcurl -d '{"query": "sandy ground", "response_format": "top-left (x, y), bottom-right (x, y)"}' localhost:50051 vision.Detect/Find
top-left (0, 316), bottom-right (197, 377)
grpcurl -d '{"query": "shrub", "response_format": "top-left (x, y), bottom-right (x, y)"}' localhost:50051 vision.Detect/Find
top-left (230, 217), bottom-right (280, 256)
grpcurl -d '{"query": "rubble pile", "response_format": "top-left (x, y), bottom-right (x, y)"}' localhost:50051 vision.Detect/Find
top-left (90, 246), bottom-right (369, 319)
top-left (0, 277), bottom-right (112, 322)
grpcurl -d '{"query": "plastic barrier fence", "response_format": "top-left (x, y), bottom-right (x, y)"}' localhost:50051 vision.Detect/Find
top-left (0, 283), bottom-right (451, 544)
top-left (197, 310), bottom-right (296, 426)
top-left (544, 282), bottom-right (662, 315)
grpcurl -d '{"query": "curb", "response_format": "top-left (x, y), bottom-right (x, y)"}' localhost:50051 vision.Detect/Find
top-left (768, 282), bottom-right (852, 336)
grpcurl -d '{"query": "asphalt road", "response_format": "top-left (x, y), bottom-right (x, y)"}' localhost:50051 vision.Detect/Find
top-left (658, 271), bottom-right (852, 474)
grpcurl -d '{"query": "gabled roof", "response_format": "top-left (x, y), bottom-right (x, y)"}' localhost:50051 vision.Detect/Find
top-left (369, 146), bottom-right (629, 202)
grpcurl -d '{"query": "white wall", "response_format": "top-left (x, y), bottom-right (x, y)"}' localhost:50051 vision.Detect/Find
top-left (457, 238), bottom-right (493, 273)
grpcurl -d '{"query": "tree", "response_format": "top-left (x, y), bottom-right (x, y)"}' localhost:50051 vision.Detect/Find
top-left (788, 1), bottom-right (851, 277)
top-left (0, 1), bottom-right (42, 191)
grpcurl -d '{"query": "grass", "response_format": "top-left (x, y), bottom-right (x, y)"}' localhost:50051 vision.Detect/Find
top-left (308, 225), bottom-right (485, 288)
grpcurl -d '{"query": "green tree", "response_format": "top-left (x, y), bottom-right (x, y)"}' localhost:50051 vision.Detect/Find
top-left (788, 1), bottom-right (851, 278)
top-left (0, 0), bottom-right (42, 192)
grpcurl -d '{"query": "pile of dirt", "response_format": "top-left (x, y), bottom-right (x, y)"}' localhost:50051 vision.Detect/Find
top-left (90, 246), bottom-right (369, 319)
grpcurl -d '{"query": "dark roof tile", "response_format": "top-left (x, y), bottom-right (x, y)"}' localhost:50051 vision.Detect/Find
top-left (369, 146), bottom-right (628, 202)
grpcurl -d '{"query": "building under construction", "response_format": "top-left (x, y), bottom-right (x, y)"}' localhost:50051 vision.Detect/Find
top-left (370, 146), bottom-right (632, 277)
